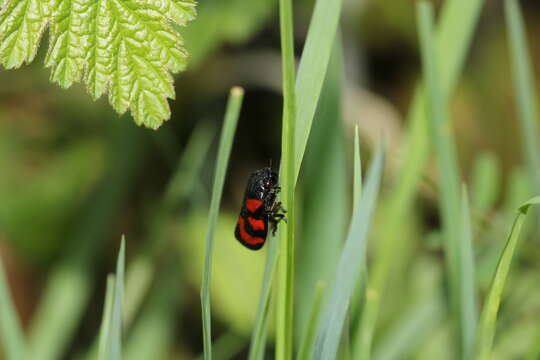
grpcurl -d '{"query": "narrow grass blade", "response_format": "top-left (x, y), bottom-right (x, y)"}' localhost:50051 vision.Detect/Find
top-left (201, 87), bottom-right (244, 360)
top-left (475, 196), bottom-right (540, 360)
top-left (418, 1), bottom-right (468, 355)
top-left (460, 187), bottom-right (478, 359)
top-left (297, 282), bottom-right (325, 360)
top-left (100, 238), bottom-right (126, 360)
top-left (505, 0), bottom-right (540, 196)
top-left (276, 0), bottom-right (296, 358)
top-left (356, 0), bottom-right (484, 357)
top-left (294, 0), bottom-right (343, 181)
top-left (313, 144), bottom-right (385, 360)
top-left (248, 232), bottom-right (280, 360)
top-left (0, 255), bottom-right (26, 360)
top-left (98, 275), bottom-right (116, 359)
top-left (353, 127), bottom-right (362, 216)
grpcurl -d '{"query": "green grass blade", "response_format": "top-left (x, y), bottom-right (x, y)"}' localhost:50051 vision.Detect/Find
top-left (505, 0), bottom-right (540, 196)
top-left (356, 0), bottom-right (484, 357)
top-left (248, 233), bottom-right (280, 360)
top-left (276, 0), bottom-right (296, 358)
top-left (98, 275), bottom-right (116, 360)
top-left (313, 144), bottom-right (385, 360)
top-left (475, 196), bottom-right (540, 360)
top-left (0, 254), bottom-right (26, 360)
top-left (294, 0), bottom-right (343, 181)
top-left (296, 38), bottom-right (347, 344)
top-left (417, 1), bottom-right (466, 355)
top-left (353, 127), bottom-right (362, 215)
top-left (102, 237), bottom-right (126, 360)
top-left (460, 187), bottom-right (478, 359)
top-left (201, 87), bottom-right (244, 360)
top-left (297, 282), bottom-right (325, 360)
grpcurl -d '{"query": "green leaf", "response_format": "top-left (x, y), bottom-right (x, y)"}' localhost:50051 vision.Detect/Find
top-left (475, 196), bottom-right (540, 360)
top-left (0, 0), bottom-right (49, 68)
top-left (201, 87), bottom-right (243, 360)
top-left (0, 0), bottom-right (196, 129)
top-left (0, 253), bottom-right (27, 360)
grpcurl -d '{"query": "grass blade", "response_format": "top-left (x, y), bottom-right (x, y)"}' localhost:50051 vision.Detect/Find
top-left (475, 196), bottom-right (540, 360)
top-left (505, 0), bottom-right (540, 196)
top-left (98, 275), bottom-right (116, 360)
top-left (460, 187), bottom-right (478, 359)
top-left (0, 254), bottom-right (26, 360)
top-left (248, 232), bottom-right (280, 360)
top-left (313, 144), bottom-right (385, 360)
top-left (276, 0), bottom-right (296, 358)
top-left (418, 2), bottom-right (468, 355)
top-left (100, 237), bottom-right (126, 360)
top-left (201, 87), bottom-right (244, 360)
top-left (294, 0), bottom-right (343, 181)
top-left (356, 0), bottom-right (484, 356)
top-left (296, 37), bottom-right (347, 344)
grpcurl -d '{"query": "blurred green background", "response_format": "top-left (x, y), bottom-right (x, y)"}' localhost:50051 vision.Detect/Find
top-left (2, 0), bottom-right (540, 359)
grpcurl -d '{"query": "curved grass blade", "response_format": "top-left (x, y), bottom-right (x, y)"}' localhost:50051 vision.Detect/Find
top-left (0, 254), bottom-right (26, 360)
top-left (201, 87), bottom-right (244, 360)
top-left (475, 196), bottom-right (540, 360)
top-left (313, 144), bottom-right (385, 360)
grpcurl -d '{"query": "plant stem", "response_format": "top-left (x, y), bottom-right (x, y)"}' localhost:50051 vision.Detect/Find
top-left (276, 0), bottom-right (296, 358)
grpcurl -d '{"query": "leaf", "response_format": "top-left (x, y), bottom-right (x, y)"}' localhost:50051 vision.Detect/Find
top-left (0, 0), bottom-right (196, 129)
top-left (475, 196), bottom-right (540, 360)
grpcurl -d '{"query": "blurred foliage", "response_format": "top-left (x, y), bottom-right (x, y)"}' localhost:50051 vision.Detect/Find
top-left (2, 0), bottom-right (540, 359)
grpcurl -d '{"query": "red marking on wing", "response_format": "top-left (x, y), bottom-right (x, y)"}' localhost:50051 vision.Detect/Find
top-left (248, 217), bottom-right (266, 231)
top-left (245, 199), bottom-right (263, 213)
top-left (238, 217), bottom-right (265, 245)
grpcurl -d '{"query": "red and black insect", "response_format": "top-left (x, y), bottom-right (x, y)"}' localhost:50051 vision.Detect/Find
top-left (235, 167), bottom-right (286, 250)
